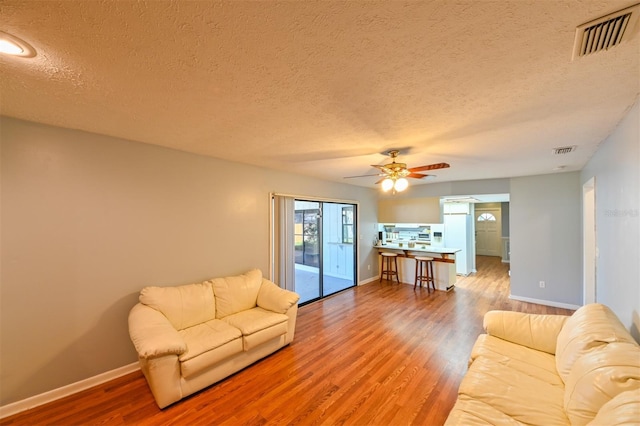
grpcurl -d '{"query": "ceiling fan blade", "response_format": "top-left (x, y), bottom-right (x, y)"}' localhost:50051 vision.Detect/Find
top-left (407, 172), bottom-right (428, 179)
top-left (343, 174), bottom-right (383, 179)
top-left (408, 162), bottom-right (450, 172)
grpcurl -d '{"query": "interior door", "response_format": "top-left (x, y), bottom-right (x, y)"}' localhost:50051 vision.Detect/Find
top-left (475, 209), bottom-right (501, 256)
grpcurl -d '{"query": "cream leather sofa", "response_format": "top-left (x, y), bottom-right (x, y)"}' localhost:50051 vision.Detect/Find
top-left (128, 269), bottom-right (299, 408)
top-left (445, 303), bottom-right (640, 425)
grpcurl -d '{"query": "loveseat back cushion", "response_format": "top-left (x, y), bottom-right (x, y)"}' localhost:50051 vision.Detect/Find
top-left (587, 390), bottom-right (640, 425)
top-left (555, 303), bottom-right (636, 382)
top-left (212, 269), bottom-right (263, 318)
top-left (564, 342), bottom-right (640, 425)
top-left (139, 281), bottom-right (215, 330)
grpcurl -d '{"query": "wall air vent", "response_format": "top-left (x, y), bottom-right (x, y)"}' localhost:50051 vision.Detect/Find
top-left (572, 3), bottom-right (640, 60)
top-left (553, 146), bottom-right (576, 155)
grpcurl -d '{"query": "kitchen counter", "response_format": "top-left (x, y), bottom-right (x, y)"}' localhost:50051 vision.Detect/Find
top-left (374, 244), bottom-right (460, 256)
top-left (373, 244), bottom-right (460, 291)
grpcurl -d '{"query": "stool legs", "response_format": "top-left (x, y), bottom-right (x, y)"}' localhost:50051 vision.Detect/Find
top-left (380, 254), bottom-right (400, 284)
top-left (414, 258), bottom-right (436, 292)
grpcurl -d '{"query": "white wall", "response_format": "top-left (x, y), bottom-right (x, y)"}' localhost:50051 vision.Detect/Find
top-left (581, 101), bottom-right (640, 341)
top-left (0, 117), bottom-right (379, 406)
top-left (509, 172), bottom-right (582, 308)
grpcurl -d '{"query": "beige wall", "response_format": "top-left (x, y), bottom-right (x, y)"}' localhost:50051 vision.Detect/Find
top-left (0, 117), bottom-right (379, 406)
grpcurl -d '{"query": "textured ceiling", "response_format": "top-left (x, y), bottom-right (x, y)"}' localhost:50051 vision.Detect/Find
top-left (1, 0), bottom-right (638, 187)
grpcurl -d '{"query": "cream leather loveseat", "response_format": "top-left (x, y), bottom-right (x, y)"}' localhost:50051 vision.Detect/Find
top-left (128, 269), bottom-right (299, 408)
top-left (446, 303), bottom-right (640, 425)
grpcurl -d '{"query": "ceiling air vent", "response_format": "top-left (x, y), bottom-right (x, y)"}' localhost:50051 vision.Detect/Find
top-left (553, 146), bottom-right (576, 155)
top-left (572, 3), bottom-right (640, 60)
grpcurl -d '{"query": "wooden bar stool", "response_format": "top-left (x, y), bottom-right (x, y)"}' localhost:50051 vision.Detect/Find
top-left (414, 256), bottom-right (435, 292)
top-left (380, 252), bottom-right (400, 284)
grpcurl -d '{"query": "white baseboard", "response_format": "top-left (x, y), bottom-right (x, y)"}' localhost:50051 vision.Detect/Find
top-left (0, 362), bottom-right (140, 419)
top-left (359, 275), bottom-right (379, 285)
top-left (509, 294), bottom-right (581, 311)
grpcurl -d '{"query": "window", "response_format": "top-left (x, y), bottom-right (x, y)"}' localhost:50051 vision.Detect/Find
top-left (477, 213), bottom-right (497, 221)
top-left (342, 206), bottom-right (354, 243)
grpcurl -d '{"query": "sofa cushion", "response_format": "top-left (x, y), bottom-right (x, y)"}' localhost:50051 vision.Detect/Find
top-left (444, 395), bottom-right (524, 425)
top-left (588, 390), bottom-right (640, 425)
top-left (458, 356), bottom-right (569, 425)
top-left (222, 307), bottom-right (289, 351)
top-left (483, 310), bottom-right (568, 355)
top-left (564, 342), bottom-right (640, 425)
top-left (470, 334), bottom-right (563, 387)
top-left (257, 279), bottom-right (300, 313)
top-left (139, 281), bottom-right (215, 330)
top-left (178, 319), bottom-right (243, 378)
top-left (555, 304), bottom-right (636, 382)
top-left (212, 269), bottom-right (263, 318)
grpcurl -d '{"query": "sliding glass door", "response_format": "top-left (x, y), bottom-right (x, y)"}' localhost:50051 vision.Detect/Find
top-left (272, 195), bottom-right (357, 305)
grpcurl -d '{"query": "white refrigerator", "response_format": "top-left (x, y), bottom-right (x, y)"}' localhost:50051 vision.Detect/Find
top-left (443, 213), bottom-right (475, 276)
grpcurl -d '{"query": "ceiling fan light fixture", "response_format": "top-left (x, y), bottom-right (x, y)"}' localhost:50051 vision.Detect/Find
top-left (394, 177), bottom-right (409, 192)
top-left (381, 178), bottom-right (394, 192)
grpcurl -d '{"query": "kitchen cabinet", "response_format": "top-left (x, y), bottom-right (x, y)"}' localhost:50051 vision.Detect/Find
top-left (378, 197), bottom-right (440, 223)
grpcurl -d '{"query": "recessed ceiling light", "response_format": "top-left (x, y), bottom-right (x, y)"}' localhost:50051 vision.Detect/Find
top-left (0, 31), bottom-right (36, 58)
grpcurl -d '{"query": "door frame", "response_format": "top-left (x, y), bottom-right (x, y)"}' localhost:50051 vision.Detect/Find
top-left (583, 177), bottom-right (596, 304)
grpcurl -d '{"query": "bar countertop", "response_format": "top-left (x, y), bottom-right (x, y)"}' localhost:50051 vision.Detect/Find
top-left (373, 244), bottom-right (460, 255)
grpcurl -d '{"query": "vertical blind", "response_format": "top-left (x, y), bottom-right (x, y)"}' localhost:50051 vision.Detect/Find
top-left (270, 194), bottom-right (295, 291)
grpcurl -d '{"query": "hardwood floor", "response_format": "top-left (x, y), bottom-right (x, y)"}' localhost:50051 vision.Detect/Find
top-left (1, 256), bottom-right (574, 426)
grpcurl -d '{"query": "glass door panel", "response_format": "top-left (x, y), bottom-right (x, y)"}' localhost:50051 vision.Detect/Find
top-left (294, 201), bottom-right (320, 303)
top-left (321, 203), bottom-right (356, 297)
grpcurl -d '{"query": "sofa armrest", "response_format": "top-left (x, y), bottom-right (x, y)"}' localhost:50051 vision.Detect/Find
top-left (257, 279), bottom-right (300, 314)
top-left (128, 303), bottom-right (187, 359)
top-left (483, 310), bottom-right (570, 355)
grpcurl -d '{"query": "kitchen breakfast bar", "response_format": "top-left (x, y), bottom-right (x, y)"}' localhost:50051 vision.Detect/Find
top-left (373, 244), bottom-right (461, 291)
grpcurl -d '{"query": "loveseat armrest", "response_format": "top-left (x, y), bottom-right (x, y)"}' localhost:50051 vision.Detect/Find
top-left (128, 303), bottom-right (187, 359)
top-left (257, 279), bottom-right (300, 314)
top-left (483, 310), bottom-right (570, 355)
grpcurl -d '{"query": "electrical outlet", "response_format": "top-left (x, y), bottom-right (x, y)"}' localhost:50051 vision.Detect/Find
top-left (367, 264), bottom-right (371, 270)
top-left (539, 281), bottom-right (546, 288)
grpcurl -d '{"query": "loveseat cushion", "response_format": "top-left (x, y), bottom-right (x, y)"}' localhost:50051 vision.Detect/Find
top-left (555, 303), bottom-right (636, 382)
top-left (257, 279), bottom-right (300, 313)
top-left (139, 281), bottom-right (215, 330)
top-left (222, 307), bottom-right (289, 351)
top-left (588, 390), bottom-right (640, 425)
top-left (458, 356), bottom-right (569, 424)
top-left (178, 319), bottom-right (243, 378)
top-left (470, 334), bottom-right (563, 387)
top-left (212, 269), bottom-right (263, 318)
top-left (564, 342), bottom-right (640, 425)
